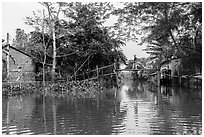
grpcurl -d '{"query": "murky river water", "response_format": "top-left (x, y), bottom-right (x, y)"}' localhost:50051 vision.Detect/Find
top-left (2, 72), bottom-right (202, 135)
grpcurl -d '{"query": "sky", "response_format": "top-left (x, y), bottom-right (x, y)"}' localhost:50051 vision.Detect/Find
top-left (2, 2), bottom-right (149, 60)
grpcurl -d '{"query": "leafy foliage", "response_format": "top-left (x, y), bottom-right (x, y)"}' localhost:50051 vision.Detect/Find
top-left (12, 28), bottom-right (29, 51)
top-left (22, 2), bottom-right (127, 81)
top-left (113, 2), bottom-right (202, 75)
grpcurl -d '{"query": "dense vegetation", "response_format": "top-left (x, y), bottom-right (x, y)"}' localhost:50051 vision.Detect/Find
top-left (12, 2), bottom-right (127, 82)
top-left (112, 2), bottom-right (202, 75)
top-left (6, 2), bottom-right (202, 84)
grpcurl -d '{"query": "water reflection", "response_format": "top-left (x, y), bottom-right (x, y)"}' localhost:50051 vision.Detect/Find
top-left (2, 78), bottom-right (202, 135)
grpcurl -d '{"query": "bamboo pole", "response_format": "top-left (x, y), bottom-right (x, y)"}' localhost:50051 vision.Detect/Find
top-left (91, 64), bottom-right (114, 72)
top-left (74, 70), bottom-right (77, 81)
top-left (157, 55), bottom-right (162, 87)
top-left (96, 65), bottom-right (99, 80)
top-left (42, 9), bottom-right (46, 87)
top-left (6, 33), bottom-right (10, 80)
top-left (51, 21), bottom-right (56, 83)
top-left (69, 54), bottom-right (92, 81)
top-left (73, 63), bottom-right (116, 82)
top-left (157, 69), bottom-right (161, 87)
top-left (114, 62), bottom-right (118, 87)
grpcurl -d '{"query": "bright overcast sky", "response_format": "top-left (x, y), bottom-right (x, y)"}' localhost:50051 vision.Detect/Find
top-left (2, 2), bottom-right (149, 60)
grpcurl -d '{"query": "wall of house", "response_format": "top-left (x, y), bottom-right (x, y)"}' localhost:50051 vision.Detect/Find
top-left (170, 59), bottom-right (181, 76)
top-left (2, 47), bottom-right (35, 82)
top-left (160, 59), bottom-right (181, 77)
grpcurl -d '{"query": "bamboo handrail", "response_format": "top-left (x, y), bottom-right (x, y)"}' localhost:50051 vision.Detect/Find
top-left (75, 63), bottom-right (115, 78)
top-left (98, 64), bottom-right (114, 70)
top-left (90, 64), bottom-right (114, 72)
top-left (74, 63), bottom-right (116, 81)
top-left (80, 72), bottom-right (117, 82)
top-left (68, 54), bottom-right (92, 80)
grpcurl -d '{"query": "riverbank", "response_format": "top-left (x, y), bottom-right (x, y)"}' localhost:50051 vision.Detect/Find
top-left (2, 79), bottom-right (117, 99)
top-left (2, 72), bottom-right (202, 135)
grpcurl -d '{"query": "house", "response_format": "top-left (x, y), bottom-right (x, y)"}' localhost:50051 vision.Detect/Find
top-left (2, 44), bottom-right (36, 82)
top-left (160, 58), bottom-right (181, 79)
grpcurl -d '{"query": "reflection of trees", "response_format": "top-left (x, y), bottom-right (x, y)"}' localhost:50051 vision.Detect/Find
top-left (151, 86), bottom-right (202, 135)
top-left (2, 83), bottom-right (201, 135)
top-left (2, 96), bottom-right (35, 135)
top-left (123, 81), bottom-right (201, 135)
top-left (55, 98), bottom-right (125, 134)
top-left (28, 95), bottom-right (126, 135)
top-left (52, 96), bottom-right (57, 135)
top-left (43, 95), bottom-right (47, 133)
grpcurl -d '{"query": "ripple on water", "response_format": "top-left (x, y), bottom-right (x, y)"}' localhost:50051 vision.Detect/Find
top-left (2, 83), bottom-right (202, 135)
top-left (2, 125), bottom-right (34, 135)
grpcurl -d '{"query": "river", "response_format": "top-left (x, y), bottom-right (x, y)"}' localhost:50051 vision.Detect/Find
top-left (2, 71), bottom-right (202, 135)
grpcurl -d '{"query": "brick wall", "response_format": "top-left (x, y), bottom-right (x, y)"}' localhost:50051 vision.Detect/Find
top-left (2, 46), bottom-right (36, 82)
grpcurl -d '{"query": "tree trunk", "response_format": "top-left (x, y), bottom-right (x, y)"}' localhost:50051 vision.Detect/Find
top-left (6, 33), bottom-right (10, 81)
top-left (43, 52), bottom-right (46, 86)
top-left (42, 9), bottom-right (46, 87)
top-left (51, 22), bottom-right (56, 82)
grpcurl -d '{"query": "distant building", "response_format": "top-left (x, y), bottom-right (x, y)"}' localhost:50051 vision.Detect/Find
top-left (2, 44), bottom-right (36, 82)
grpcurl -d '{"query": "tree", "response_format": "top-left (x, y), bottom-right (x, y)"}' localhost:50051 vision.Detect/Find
top-left (42, 2), bottom-right (62, 82)
top-left (25, 2), bottom-right (127, 81)
top-left (26, 2), bottom-right (75, 82)
top-left (12, 28), bottom-right (29, 51)
top-left (113, 2), bottom-right (202, 75)
top-left (62, 2), bottom-right (126, 74)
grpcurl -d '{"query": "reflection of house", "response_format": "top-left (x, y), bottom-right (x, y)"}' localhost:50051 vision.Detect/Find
top-left (2, 44), bottom-right (36, 82)
top-left (160, 58), bottom-right (181, 78)
top-left (2, 96), bottom-right (35, 133)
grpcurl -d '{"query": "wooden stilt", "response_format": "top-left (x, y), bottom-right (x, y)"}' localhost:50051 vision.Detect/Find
top-left (157, 70), bottom-right (161, 87)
